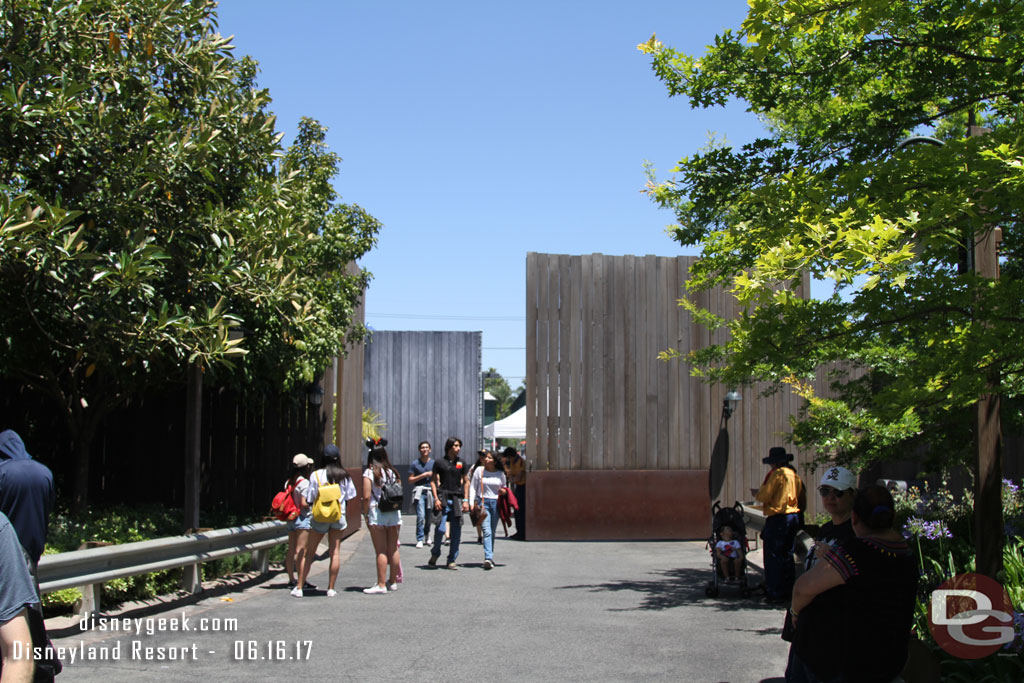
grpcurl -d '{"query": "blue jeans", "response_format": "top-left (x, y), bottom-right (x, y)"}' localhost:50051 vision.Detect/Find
top-left (763, 512), bottom-right (800, 599)
top-left (414, 489), bottom-right (433, 542)
top-left (432, 497), bottom-right (462, 563)
top-left (481, 498), bottom-right (499, 561)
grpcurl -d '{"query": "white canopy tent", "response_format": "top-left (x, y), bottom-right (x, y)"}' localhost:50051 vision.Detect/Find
top-left (483, 405), bottom-right (526, 439)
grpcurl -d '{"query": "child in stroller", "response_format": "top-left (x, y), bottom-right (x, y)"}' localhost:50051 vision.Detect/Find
top-left (705, 501), bottom-right (751, 598)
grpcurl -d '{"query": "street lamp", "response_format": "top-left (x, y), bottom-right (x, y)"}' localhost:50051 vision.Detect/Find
top-left (722, 389), bottom-right (741, 420)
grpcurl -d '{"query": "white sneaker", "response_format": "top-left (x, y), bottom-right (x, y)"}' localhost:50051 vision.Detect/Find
top-left (415, 541), bottom-right (424, 548)
top-left (363, 585), bottom-right (387, 595)
top-left (290, 587), bottom-right (303, 598)
top-left (387, 582), bottom-right (398, 591)
top-left (326, 589), bottom-right (337, 597)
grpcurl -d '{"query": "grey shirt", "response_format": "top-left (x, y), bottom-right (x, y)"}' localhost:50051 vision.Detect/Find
top-left (0, 511), bottom-right (38, 624)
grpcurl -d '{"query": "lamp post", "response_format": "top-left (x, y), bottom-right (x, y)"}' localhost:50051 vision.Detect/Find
top-left (897, 129), bottom-right (1003, 578)
top-left (722, 389), bottom-right (742, 421)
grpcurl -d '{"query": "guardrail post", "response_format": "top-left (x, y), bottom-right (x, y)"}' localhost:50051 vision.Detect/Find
top-left (182, 563), bottom-right (202, 594)
top-left (75, 583), bottom-right (102, 619)
top-left (250, 549), bottom-right (269, 574)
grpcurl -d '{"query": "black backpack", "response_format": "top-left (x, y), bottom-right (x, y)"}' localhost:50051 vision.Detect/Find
top-left (377, 472), bottom-right (404, 512)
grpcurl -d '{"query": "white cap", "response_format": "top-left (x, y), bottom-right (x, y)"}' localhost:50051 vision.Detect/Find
top-left (292, 453), bottom-right (314, 467)
top-left (819, 466), bottom-right (857, 491)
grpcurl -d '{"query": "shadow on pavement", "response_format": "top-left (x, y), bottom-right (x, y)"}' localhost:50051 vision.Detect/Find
top-left (556, 567), bottom-right (790, 614)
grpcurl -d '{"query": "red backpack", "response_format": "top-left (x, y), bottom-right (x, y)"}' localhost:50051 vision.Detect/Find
top-left (271, 482), bottom-right (300, 521)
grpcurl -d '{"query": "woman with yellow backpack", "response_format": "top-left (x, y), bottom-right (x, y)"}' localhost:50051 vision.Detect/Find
top-left (293, 444), bottom-right (356, 598)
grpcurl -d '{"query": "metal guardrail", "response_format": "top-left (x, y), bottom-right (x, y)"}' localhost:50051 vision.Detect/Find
top-left (37, 521), bottom-right (288, 616)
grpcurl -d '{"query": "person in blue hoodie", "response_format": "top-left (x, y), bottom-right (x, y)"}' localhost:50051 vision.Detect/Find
top-left (0, 429), bottom-right (55, 571)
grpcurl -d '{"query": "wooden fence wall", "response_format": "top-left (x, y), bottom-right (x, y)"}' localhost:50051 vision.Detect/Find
top-left (525, 252), bottom-right (822, 519)
top-left (363, 331), bottom-right (482, 468)
top-left (0, 319), bottom-right (366, 518)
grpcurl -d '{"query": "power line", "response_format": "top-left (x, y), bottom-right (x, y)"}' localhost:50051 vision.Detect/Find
top-left (368, 313), bottom-right (524, 321)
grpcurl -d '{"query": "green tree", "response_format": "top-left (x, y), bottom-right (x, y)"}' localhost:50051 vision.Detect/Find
top-left (641, 1), bottom-right (1024, 575)
top-left (0, 0), bottom-right (379, 510)
top-left (484, 368), bottom-right (523, 421)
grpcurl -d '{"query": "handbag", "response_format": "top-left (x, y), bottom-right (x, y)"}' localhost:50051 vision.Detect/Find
top-left (469, 470), bottom-right (486, 524)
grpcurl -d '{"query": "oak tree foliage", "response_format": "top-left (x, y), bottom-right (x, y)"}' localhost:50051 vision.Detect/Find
top-left (641, 0), bottom-right (1024, 470)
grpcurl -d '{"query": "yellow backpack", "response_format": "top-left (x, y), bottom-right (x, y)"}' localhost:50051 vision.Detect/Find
top-left (311, 472), bottom-right (343, 523)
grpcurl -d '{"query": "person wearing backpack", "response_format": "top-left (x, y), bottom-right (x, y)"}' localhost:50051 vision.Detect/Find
top-left (285, 453), bottom-right (316, 591)
top-left (293, 444), bottom-right (356, 598)
top-left (362, 439), bottom-right (402, 594)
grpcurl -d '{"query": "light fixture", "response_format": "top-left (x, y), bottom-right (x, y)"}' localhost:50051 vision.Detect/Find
top-left (722, 389), bottom-right (741, 419)
top-left (307, 383), bottom-right (324, 406)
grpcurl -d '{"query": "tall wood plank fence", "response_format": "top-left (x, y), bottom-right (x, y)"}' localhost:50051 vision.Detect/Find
top-left (363, 331), bottom-right (482, 467)
top-left (525, 252), bottom-right (822, 520)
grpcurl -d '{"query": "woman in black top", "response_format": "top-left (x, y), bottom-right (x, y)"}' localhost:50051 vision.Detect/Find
top-left (787, 485), bottom-right (918, 683)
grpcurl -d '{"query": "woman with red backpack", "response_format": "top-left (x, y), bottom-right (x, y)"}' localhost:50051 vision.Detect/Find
top-left (284, 453), bottom-right (315, 591)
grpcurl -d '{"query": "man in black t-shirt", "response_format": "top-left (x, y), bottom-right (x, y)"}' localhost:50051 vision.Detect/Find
top-left (428, 437), bottom-right (469, 569)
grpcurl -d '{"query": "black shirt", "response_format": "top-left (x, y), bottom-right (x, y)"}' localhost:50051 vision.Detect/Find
top-left (805, 518), bottom-right (855, 570)
top-left (432, 456), bottom-right (467, 496)
top-left (794, 536), bottom-right (917, 682)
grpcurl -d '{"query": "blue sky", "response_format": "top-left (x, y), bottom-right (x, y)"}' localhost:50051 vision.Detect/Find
top-left (215, 1), bottom-right (766, 385)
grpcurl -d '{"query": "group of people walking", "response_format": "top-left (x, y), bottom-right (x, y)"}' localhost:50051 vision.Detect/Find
top-left (283, 436), bottom-right (523, 597)
top-left (754, 448), bottom-right (918, 683)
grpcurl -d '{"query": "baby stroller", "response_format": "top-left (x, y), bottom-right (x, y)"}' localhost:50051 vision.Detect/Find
top-left (705, 501), bottom-right (751, 598)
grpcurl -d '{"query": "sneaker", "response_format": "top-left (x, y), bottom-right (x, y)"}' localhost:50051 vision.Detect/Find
top-left (287, 579), bottom-right (297, 588)
top-left (302, 582), bottom-right (317, 590)
top-left (428, 555), bottom-right (438, 567)
top-left (387, 582), bottom-right (398, 591)
top-left (326, 589), bottom-right (337, 597)
top-left (415, 541), bottom-right (424, 549)
top-left (290, 587), bottom-right (303, 598)
top-left (483, 559), bottom-right (493, 570)
top-left (446, 562), bottom-right (458, 570)
top-left (363, 585), bottom-right (387, 595)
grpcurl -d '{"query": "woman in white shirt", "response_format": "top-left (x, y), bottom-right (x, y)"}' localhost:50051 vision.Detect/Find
top-left (468, 450), bottom-right (508, 570)
top-left (362, 439), bottom-right (402, 594)
top-left (293, 445), bottom-right (357, 598)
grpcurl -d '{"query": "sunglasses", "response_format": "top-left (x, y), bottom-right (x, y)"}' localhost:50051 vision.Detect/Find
top-left (818, 486), bottom-right (848, 498)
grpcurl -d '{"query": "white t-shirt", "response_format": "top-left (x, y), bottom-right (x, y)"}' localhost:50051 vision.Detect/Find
top-left (305, 469), bottom-right (357, 505)
top-left (715, 539), bottom-right (741, 559)
top-left (363, 468), bottom-right (398, 508)
top-left (468, 468), bottom-right (507, 505)
top-left (286, 476), bottom-right (310, 512)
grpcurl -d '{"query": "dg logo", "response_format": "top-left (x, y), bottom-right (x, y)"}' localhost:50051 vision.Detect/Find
top-left (929, 572), bottom-right (1016, 659)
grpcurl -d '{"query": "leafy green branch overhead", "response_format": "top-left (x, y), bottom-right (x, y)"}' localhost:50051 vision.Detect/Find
top-left (641, 0), bottom-right (1024, 468)
top-left (0, 0), bottom-right (380, 508)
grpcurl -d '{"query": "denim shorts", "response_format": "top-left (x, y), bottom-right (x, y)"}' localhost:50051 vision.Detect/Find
top-left (367, 506), bottom-right (401, 527)
top-left (310, 517), bottom-right (348, 534)
top-left (287, 514), bottom-right (312, 532)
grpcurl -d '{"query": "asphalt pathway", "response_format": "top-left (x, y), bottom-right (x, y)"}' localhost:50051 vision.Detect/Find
top-left (46, 517), bottom-right (790, 682)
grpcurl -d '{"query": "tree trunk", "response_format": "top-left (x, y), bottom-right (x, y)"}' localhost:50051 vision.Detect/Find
top-left (70, 410), bottom-right (99, 515)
